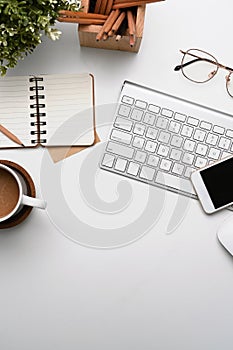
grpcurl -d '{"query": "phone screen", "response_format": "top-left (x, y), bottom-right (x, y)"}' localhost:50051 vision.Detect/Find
top-left (200, 157), bottom-right (233, 209)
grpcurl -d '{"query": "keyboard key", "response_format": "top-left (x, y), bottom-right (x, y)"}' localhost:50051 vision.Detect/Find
top-left (196, 144), bottom-right (208, 156)
top-left (133, 123), bottom-right (146, 136)
top-left (111, 130), bottom-right (132, 145)
top-left (148, 104), bottom-right (160, 114)
top-left (140, 166), bottom-right (155, 181)
top-left (171, 135), bottom-right (183, 147)
top-left (181, 125), bottom-right (193, 137)
top-left (226, 129), bottom-right (233, 138)
top-left (115, 158), bottom-right (127, 172)
top-left (143, 112), bottom-right (156, 125)
top-left (172, 163), bottom-right (184, 176)
top-left (135, 150), bottom-right (147, 163)
top-left (156, 117), bottom-right (168, 129)
top-left (158, 131), bottom-right (171, 144)
top-left (200, 121), bottom-right (212, 130)
top-left (102, 153), bottom-right (115, 168)
top-left (174, 112), bottom-right (186, 122)
top-left (193, 129), bottom-right (206, 142)
top-left (208, 147), bottom-right (220, 160)
top-left (169, 121), bottom-right (181, 133)
top-left (122, 95), bottom-right (134, 105)
top-left (160, 159), bottom-right (172, 171)
top-left (187, 117), bottom-right (199, 126)
top-left (114, 117), bottom-right (133, 132)
top-left (135, 100), bottom-right (147, 109)
top-left (161, 108), bottom-right (173, 118)
top-left (118, 104), bottom-right (131, 117)
top-left (145, 140), bottom-right (157, 153)
top-left (106, 142), bottom-right (134, 159)
top-left (170, 148), bottom-right (182, 161)
top-left (155, 171), bottom-right (195, 195)
top-left (213, 125), bottom-right (225, 134)
top-left (147, 155), bottom-right (159, 167)
top-left (127, 162), bottom-right (140, 176)
top-left (184, 139), bottom-right (195, 152)
top-left (218, 137), bottom-right (231, 150)
top-left (131, 108), bottom-right (143, 121)
top-left (183, 152), bottom-right (195, 165)
top-left (195, 156), bottom-right (207, 168)
top-left (157, 144), bottom-right (169, 157)
top-left (184, 167), bottom-right (195, 178)
top-left (206, 133), bottom-right (218, 146)
top-left (146, 127), bottom-right (158, 140)
top-left (132, 136), bottom-right (145, 149)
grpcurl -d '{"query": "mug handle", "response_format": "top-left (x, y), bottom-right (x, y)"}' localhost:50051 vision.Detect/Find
top-left (22, 195), bottom-right (47, 209)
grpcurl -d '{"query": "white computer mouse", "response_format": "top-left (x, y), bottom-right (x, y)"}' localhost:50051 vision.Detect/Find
top-left (217, 215), bottom-right (233, 256)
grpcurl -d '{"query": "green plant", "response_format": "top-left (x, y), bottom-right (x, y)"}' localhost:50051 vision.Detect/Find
top-left (0, 0), bottom-right (81, 75)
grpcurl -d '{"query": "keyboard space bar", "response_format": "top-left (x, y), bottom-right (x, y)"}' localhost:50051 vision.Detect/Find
top-left (155, 171), bottom-right (196, 195)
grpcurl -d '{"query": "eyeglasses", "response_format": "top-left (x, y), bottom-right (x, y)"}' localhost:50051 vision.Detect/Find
top-left (174, 48), bottom-right (233, 98)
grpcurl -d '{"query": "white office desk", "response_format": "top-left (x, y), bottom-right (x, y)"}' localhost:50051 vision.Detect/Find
top-left (1, 0), bottom-right (233, 349)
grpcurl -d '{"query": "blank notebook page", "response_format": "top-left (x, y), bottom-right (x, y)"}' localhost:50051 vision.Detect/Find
top-left (0, 76), bottom-right (31, 147)
top-left (42, 73), bottom-right (94, 146)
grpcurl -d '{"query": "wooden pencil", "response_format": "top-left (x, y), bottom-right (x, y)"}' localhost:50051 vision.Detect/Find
top-left (105, 0), bottom-right (114, 15)
top-left (94, 0), bottom-right (102, 13)
top-left (59, 10), bottom-right (108, 20)
top-left (110, 11), bottom-right (126, 34)
top-left (127, 10), bottom-right (136, 46)
top-left (99, 0), bottom-right (108, 14)
top-left (127, 10), bottom-right (136, 35)
top-left (113, 0), bottom-right (164, 9)
top-left (102, 33), bottom-right (109, 40)
top-left (0, 124), bottom-right (24, 146)
top-left (58, 17), bottom-right (106, 24)
top-left (96, 10), bottom-right (117, 41)
top-left (103, 9), bottom-right (120, 34)
top-left (114, 0), bottom-right (162, 3)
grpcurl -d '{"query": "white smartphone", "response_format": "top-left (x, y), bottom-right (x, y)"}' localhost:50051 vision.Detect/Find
top-left (191, 156), bottom-right (233, 214)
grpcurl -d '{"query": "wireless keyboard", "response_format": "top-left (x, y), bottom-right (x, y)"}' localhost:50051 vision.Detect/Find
top-left (100, 81), bottom-right (233, 203)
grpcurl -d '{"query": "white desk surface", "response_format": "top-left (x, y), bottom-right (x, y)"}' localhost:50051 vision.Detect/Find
top-left (1, 0), bottom-right (233, 349)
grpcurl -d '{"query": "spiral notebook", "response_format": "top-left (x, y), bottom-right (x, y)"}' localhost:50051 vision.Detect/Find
top-left (0, 73), bottom-right (95, 148)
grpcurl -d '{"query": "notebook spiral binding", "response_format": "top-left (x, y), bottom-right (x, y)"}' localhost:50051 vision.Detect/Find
top-left (29, 76), bottom-right (47, 144)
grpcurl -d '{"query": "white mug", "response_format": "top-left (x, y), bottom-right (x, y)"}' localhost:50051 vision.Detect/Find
top-left (0, 164), bottom-right (46, 223)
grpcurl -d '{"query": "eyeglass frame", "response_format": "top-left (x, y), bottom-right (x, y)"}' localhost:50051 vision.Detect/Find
top-left (174, 48), bottom-right (233, 97)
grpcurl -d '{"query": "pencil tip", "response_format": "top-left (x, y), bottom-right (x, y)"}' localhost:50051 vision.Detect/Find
top-left (21, 143), bottom-right (25, 147)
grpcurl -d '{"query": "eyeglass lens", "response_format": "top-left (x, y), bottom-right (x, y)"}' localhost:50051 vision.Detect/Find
top-left (226, 73), bottom-right (233, 97)
top-left (181, 49), bottom-right (218, 83)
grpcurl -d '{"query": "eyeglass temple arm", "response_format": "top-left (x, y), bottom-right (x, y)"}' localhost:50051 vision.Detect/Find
top-left (174, 58), bottom-right (202, 71)
top-left (174, 54), bottom-right (233, 72)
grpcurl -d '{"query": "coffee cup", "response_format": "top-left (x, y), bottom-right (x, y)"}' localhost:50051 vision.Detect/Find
top-left (0, 164), bottom-right (46, 223)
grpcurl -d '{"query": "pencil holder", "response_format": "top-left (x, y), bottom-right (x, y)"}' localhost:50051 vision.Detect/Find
top-left (78, 0), bottom-right (146, 53)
